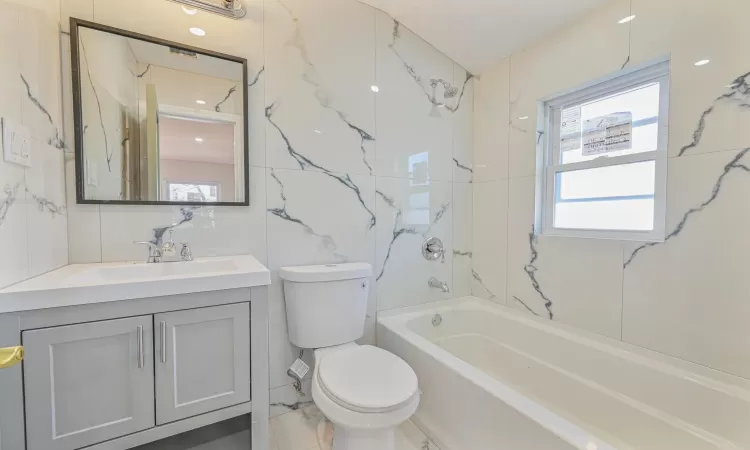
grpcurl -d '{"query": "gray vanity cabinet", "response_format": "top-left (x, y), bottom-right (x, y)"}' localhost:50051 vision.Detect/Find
top-left (22, 316), bottom-right (156, 450)
top-left (155, 303), bottom-right (251, 425)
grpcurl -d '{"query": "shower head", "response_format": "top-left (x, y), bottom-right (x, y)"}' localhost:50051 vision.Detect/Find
top-left (168, 0), bottom-right (246, 19)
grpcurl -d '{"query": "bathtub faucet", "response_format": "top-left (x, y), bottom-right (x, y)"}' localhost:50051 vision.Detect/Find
top-left (428, 277), bottom-right (450, 293)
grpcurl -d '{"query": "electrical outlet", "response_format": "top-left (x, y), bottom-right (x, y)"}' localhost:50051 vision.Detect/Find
top-left (2, 118), bottom-right (31, 167)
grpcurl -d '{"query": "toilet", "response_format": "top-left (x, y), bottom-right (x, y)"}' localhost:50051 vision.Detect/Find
top-left (279, 263), bottom-right (420, 450)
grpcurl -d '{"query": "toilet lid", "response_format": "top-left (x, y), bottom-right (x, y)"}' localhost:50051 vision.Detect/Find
top-left (318, 345), bottom-right (418, 413)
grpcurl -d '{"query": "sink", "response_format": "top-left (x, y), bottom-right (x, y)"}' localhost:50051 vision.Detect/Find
top-left (93, 259), bottom-right (239, 281)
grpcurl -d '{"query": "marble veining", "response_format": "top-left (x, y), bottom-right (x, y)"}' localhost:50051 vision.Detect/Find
top-left (513, 295), bottom-right (541, 317)
top-left (452, 158), bottom-right (473, 175)
top-left (471, 269), bottom-right (496, 300)
top-left (375, 190), bottom-right (418, 281)
top-left (136, 64), bottom-right (151, 78)
top-left (452, 249), bottom-right (472, 257)
top-left (0, 183), bottom-right (21, 226)
top-left (20, 74), bottom-right (66, 151)
top-left (266, 104), bottom-right (376, 229)
top-left (215, 85), bottom-right (238, 112)
top-left (523, 226), bottom-right (554, 319)
top-left (151, 207), bottom-right (197, 244)
top-left (270, 400), bottom-right (314, 413)
top-left (268, 169), bottom-right (345, 261)
top-left (27, 190), bottom-right (66, 216)
top-left (620, 55), bottom-right (630, 70)
top-left (249, 66), bottom-right (265, 88)
top-left (278, 1), bottom-right (375, 175)
top-left (79, 41), bottom-right (113, 171)
top-left (678, 71), bottom-right (750, 157)
top-left (624, 147), bottom-right (750, 268)
top-left (389, 20), bottom-right (473, 114)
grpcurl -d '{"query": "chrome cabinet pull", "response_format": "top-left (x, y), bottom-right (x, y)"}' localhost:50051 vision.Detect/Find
top-left (137, 326), bottom-right (144, 369)
top-left (160, 321), bottom-right (167, 363)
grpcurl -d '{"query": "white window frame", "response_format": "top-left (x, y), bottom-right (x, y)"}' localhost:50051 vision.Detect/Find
top-left (535, 58), bottom-right (670, 242)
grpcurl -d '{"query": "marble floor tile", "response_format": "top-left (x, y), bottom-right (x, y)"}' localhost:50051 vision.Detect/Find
top-left (269, 405), bottom-right (440, 450)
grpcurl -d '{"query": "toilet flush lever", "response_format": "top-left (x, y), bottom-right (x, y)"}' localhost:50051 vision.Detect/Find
top-left (422, 237), bottom-right (445, 263)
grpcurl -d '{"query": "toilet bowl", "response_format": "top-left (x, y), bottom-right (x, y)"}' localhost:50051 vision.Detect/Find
top-left (279, 263), bottom-right (420, 450)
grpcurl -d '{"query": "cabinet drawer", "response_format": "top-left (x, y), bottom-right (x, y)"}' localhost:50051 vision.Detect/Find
top-left (23, 316), bottom-right (155, 450)
top-left (155, 303), bottom-right (250, 424)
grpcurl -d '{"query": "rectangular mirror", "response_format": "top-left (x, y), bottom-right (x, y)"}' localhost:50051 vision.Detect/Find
top-left (70, 18), bottom-right (249, 205)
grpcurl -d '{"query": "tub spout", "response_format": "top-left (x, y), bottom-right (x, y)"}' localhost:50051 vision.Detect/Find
top-left (428, 277), bottom-right (450, 293)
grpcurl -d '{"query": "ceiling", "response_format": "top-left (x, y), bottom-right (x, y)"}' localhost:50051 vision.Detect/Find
top-left (159, 117), bottom-right (236, 165)
top-left (127, 37), bottom-right (243, 81)
top-left (360, 0), bottom-right (609, 74)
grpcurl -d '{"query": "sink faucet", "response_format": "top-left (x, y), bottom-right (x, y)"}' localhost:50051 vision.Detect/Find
top-left (428, 277), bottom-right (450, 293)
top-left (134, 230), bottom-right (191, 263)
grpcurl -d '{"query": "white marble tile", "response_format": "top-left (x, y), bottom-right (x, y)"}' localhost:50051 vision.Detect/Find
top-left (264, 0), bottom-right (376, 176)
top-left (507, 0), bottom-right (631, 178)
top-left (451, 182), bottom-right (473, 298)
top-left (375, 176), bottom-right (453, 311)
top-left (374, 12), bottom-right (459, 182)
top-left (25, 139), bottom-right (67, 277)
top-left (505, 176), bottom-right (624, 339)
top-left (471, 180), bottom-right (507, 304)
top-left (473, 58), bottom-right (510, 183)
top-left (270, 380), bottom-right (313, 418)
top-left (0, 163), bottom-right (28, 289)
top-left (622, 148), bottom-right (750, 378)
top-left (452, 64), bottom-right (474, 183)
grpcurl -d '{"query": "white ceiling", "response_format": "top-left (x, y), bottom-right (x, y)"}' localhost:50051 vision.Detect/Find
top-left (127, 37), bottom-right (243, 81)
top-left (159, 117), bottom-right (235, 165)
top-left (360, 0), bottom-right (609, 74)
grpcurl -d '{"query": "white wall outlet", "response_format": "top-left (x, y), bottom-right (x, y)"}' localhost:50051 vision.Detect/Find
top-left (2, 118), bottom-right (32, 167)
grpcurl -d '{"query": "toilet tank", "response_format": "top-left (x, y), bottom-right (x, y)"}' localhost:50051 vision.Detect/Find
top-left (279, 263), bottom-right (372, 349)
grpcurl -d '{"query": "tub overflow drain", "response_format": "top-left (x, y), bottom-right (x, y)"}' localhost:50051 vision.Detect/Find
top-left (432, 314), bottom-right (443, 327)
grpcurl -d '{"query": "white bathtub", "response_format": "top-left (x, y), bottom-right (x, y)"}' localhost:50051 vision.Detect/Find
top-left (377, 297), bottom-right (750, 450)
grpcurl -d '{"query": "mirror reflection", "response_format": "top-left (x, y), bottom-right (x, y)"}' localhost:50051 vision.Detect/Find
top-left (73, 21), bottom-right (248, 204)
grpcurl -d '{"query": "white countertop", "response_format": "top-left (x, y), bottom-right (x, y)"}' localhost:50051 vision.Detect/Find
top-left (0, 255), bottom-right (271, 314)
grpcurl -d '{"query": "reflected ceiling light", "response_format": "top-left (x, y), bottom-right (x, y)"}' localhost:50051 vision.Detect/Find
top-left (370, 85), bottom-right (380, 93)
top-left (694, 59), bottom-right (710, 66)
top-left (195, 137), bottom-right (204, 142)
top-left (518, 116), bottom-right (529, 120)
top-left (189, 27), bottom-right (206, 36)
top-left (618, 15), bottom-right (635, 24)
top-left (196, 100), bottom-right (206, 105)
top-left (182, 5), bottom-right (198, 15)
top-left (313, 129), bottom-right (322, 134)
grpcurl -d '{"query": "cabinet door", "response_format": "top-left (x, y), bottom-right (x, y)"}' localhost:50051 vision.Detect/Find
top-left (23, 316), bottom-right (155, 450)
top-left (155, 303), bottom-right (250, 424)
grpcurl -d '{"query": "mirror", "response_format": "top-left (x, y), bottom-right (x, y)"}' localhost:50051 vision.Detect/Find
top-left (70, 19), bottom-right (249, 205)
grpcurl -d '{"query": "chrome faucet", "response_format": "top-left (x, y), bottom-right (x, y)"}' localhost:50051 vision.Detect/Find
top-left (428, 277), bottom-right (450, 293)
top-left (134, 230), bottom-right (192, 263)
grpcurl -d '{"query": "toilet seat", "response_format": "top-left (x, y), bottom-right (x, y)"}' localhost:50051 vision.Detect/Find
top-left (317, 345), bottom-right (418, 414)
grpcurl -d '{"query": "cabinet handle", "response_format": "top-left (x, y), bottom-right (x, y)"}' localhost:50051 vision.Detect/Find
top-left (160, 321), bottom-right (167, 364)
top-left (136, 326), bottom-right (144, 369)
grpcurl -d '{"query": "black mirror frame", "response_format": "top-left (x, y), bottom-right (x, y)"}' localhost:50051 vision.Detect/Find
top-left (70, 18), bottom-right (250, 206)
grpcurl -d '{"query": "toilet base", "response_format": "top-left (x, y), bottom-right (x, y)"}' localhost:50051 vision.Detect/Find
top-left (331, 425), bottom-right (396, 450)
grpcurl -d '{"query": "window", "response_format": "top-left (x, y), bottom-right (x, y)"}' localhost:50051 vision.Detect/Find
top-left (167, 182), bottom-right (220, 202)
top-left (536, 60), bottom-right (669, 241)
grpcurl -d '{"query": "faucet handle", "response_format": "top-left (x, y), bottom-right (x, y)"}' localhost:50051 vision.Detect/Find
top-left (133, 241), bottom-right (161, 263)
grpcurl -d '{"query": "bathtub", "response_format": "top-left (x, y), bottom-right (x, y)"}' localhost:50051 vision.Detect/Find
top-left (377, 297), bottom-right (750, 450)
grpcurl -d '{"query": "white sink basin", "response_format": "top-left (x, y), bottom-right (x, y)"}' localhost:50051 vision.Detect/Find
top-left (0, 255), bottom-right (271, 314)
top-left (92, 259), bottom-right (240, 281)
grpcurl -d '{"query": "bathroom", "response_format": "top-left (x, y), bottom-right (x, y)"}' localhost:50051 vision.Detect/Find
top-left (0, 0), bottom-right (748, 448)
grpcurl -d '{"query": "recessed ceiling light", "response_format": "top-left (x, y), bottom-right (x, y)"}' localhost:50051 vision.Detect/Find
top-left (370, 85), bottom-right (380, 93)
top-left (694, 59), bottom-right (710, 66)
top-left (196, 100), bottom-right (206, 105)
top-left (195, 137), bottom-right (203, 142)
top-left (518, 116), bottom-right (529, 120)
top-left (618, 15), bottom-right (636, 24)
top-left (189, 27), bottom-right (206, 37)
top-left (182, 5), bottom-right (198, 15)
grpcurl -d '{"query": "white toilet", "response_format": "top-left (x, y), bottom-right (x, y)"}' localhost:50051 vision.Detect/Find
top-left (279, 263), bottom-right (420, 450)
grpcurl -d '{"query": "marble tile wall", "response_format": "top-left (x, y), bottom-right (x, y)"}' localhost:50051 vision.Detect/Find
top-left (0, 0), bottom-right (68, 289)
top-left (59, 0), bottom-right (473, 413)
top-left (473, 0), bottom-right (750, 380)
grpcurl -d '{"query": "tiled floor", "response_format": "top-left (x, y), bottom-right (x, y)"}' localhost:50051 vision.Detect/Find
top-left (269, 405), bottom-right (440, 450)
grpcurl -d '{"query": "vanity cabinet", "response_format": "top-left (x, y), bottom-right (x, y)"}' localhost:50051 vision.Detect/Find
top-left (20, 303), bottom-right (252, 450)
top-left (23, 316), bottom-right (156, 450)
top-left (155, 303), bottom-right (250, 424)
